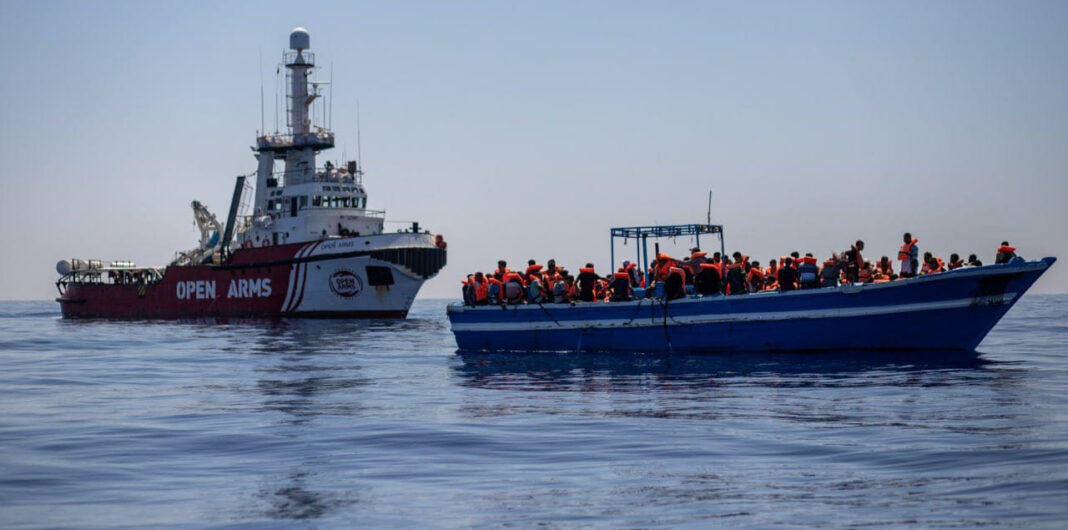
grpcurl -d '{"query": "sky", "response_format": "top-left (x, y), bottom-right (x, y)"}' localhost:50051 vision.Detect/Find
top-left (1, 0), bottom-right (1066, 300)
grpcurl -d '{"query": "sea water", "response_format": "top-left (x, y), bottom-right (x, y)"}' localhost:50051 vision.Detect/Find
top-left (1, 295), bottom-right (1066, 528)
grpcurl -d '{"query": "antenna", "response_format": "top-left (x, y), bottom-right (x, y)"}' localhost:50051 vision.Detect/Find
top-left (274, 56), bottom-right (280, 133)
top-left (706, 190), bottom-right (712, 225)
top-left (258, 47), bottom-right (265, 134)
top-left (356, 99), bottom-right (362, 170)
top-left (328, 62), bottom-right (334, 130)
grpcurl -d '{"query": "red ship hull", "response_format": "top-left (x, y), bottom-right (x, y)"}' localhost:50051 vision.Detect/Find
top-left (56, 235), bottom-right (445, 318)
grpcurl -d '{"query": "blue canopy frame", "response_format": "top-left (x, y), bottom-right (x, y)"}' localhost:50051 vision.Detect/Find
top-left (610, 224), bottom-right (725, 278)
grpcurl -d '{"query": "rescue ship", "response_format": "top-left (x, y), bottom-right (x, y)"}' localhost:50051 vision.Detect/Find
top-left (55, 28), bottom-right (446, 318)
top-left (446, 223), bottom-right (1055, 352)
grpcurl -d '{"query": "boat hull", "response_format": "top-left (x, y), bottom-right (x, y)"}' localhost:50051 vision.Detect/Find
top-left (57, 234), bottom-right (445, 319)
top-left (447, 258), bottom-right (1056, 353)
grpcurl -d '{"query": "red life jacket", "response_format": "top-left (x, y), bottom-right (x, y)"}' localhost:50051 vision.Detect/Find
top-left (998, 245), bottom-right (1016, 254)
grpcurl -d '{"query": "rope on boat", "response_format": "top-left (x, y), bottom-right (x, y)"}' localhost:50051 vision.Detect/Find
top-left (536, 301), bottom-right (563, 327)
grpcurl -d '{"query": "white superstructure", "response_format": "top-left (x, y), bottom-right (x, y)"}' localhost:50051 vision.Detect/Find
top-left (239, 27), bottom-right (384, 248)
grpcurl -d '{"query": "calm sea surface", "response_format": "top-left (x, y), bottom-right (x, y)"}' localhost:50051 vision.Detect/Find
top-left (1, 295), bottom-right (1067, 528)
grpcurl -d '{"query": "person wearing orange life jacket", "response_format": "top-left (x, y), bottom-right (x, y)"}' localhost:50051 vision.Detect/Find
top-left (746, 261), bottom-right (764, 293)
top-left (525, 264), bottom-right (546, 301)
top-left (797, 253), bottom-right (820, 289)
top-left (921, 252), bottom-right (944, 275)
top-left (820, 254), bottom-right (841, 288)
top-left (576, 263), bottom-right (601, 302)
top-left (486, 277), bottom-right (503, 304)
top-left (947, 253), bottom-right (964, 270)
top-left (898, 233), bottom-right (919, 278)
top-left (461, 275), bottom-right (474, 306)
top-left (655, 253), bottom-right (678, 283)
top-left (843, 240), bottom-right (864, 283)
top-left (525, 270), bottom-right (547, 304)
top-left (695, 262), bottom-right (722, 295)
top-left (763, 259), bottom-right (779, 291)
top-left (876, 256), bottom-right (895, 280)
top-left (623, 260), bottom-right (640, 287)
top-left (502, 271), bottom-right (526, 304)
top-left (549, 274), bottom-right (567, 303)
top-left (494, 260), bottom-right (509, 282)
top-left (664, 266), bottom-right (687, 300)
top-left (472, 272), bottom-right (490, 305)
top-left (857, 260), bottom-right (873, 283)
top-left (995, 241), bottom-right (1017, 264)
top-left (725, 258), bottom-right (748, 295)
top-left (608, 269), bottom-right (633, 301)
top-left (777, 257), bottom-right (798, 291)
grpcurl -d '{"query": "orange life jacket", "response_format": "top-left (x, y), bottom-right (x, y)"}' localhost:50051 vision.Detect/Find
top-left (525, 264), bottom-right (543, 275)
top-left (857, 268), bottom-right (872, 283)
top-left (474, 279), bottom-right (489, 302)
top-left (579, 267), bottom-right (595, 274)
top-left (799, 256), bottom-right (818, 266)
top-left (898, 238), bottom-right (918, 261)
top-left (667, 266), bottom-right (686, 285)
top-left (997, 245), bottom-right (1016, 254)
top-left (747, 268), bottom-right (763, 284)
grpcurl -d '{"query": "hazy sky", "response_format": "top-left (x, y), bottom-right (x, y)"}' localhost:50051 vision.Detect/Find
top-left (1, 0), bottom-right (1066, 301)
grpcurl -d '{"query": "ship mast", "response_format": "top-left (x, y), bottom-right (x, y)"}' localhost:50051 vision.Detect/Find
top-left (253, 27), bottom-right (334, 215)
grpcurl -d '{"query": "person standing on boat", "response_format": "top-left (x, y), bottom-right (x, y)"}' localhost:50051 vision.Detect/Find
top-left (623, 261), bottom-right (640, 287)
top-left (898, 233), bottom-right (919, 278)
top-left (777, 257), bottom-right (798, 291)
top-left (576, 263), bottom-right (601, 302)
top-left (844, 240), bottom-right (864, 282)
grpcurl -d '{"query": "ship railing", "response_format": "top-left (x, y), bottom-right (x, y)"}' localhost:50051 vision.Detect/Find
top-left (267, 166), bottom-right (363, 187)
top-left (256, 130), bottom-right (335, 150)
top-left (283, 50), bottom-right (315, 66)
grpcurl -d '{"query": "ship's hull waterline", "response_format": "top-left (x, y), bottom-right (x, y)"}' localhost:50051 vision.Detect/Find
top-left (58, 235), bottom-right (445, 319)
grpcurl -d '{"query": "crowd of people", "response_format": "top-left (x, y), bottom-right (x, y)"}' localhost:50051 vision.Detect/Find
top-left (460, 233), bottom-right (1021, 306)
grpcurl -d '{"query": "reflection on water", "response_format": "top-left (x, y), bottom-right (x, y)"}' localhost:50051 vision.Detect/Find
top-left (453, 350), bottom-right (994, 392)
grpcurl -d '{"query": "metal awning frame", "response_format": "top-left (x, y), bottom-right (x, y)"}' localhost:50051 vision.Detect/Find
top-left (610, 224), bottom-right (725, 281)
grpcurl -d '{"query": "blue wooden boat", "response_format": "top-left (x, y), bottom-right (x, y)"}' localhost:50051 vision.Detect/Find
top-left (446, 224), bottom-right (1056, 353)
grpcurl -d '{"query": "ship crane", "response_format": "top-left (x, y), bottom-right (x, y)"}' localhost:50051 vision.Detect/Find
top-left (172, 200), bottom-right (223, 266)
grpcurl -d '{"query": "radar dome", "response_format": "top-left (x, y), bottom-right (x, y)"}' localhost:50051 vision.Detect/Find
top-left (289, 27), bottom-right (310, 50)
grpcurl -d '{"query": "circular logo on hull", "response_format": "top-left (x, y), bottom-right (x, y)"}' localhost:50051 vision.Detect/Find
top-left (329, 269), bottom-right (363, 298)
